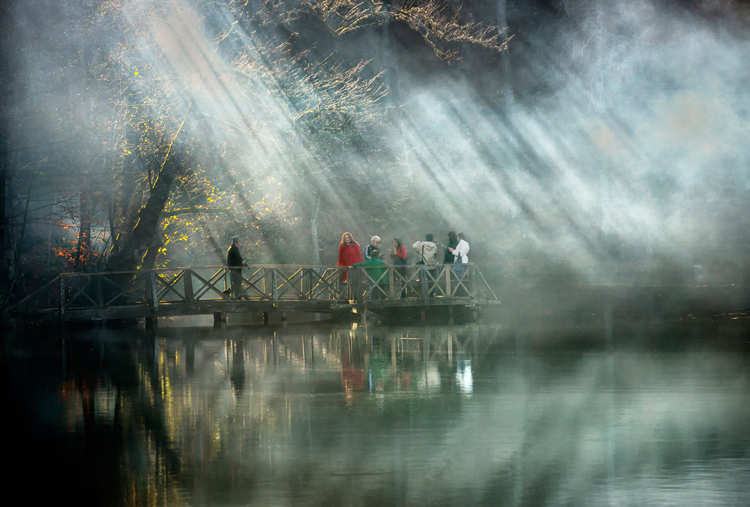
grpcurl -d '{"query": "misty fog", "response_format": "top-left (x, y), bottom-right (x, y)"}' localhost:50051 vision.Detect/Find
top-left (2, 0), bottom-right (750, 292)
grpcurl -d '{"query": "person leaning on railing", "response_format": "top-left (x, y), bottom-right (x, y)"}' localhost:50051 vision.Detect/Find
top-left (412, 233), bottom-right (438, 298)
top-left (412, 233), bottom-right (438, 265)
top-left (449, 232), bottom-right (471, 295)
top-left (443, 230), bottom-right (459, 264)
top-left (449, 232), bottom-right (470, 265)
top-left (226, 236), bottom-right (247, 299)
top-left (353, 250), bottom-right (387, 299)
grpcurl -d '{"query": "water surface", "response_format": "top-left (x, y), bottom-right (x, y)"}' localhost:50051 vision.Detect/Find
top-left (4, 321), bottom-right (750, 506)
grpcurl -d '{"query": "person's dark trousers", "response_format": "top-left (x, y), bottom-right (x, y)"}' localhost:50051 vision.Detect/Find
top-left (230, 269), bottom-right (243, 299)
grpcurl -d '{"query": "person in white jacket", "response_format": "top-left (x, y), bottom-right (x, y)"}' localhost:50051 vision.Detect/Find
top-left (412, 234), bottom-right (438, 265)
top-left (449, 232), bottom-right (470, 264)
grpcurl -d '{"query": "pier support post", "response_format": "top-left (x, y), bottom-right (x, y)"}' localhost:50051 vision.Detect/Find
top-left (213, 312), bottom-right (226, 328)
top-left (145, 317), bottom-right (158, 330)
top-left (281, 311), bottom-right (288, 327)
top-left (263, 311), bottom-right (269, 325)
top-left (448, 306), bottom-right (454, 326)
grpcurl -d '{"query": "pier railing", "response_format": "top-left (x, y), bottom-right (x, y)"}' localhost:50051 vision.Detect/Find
top-left (9, 263), bottom-right (497, 319)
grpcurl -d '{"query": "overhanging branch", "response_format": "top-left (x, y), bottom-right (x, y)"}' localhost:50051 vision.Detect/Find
top-left (162, 208), bottom-right (232, 217)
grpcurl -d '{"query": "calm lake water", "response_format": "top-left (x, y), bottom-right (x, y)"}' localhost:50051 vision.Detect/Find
top-left (4, 320), bottom-right (750, 506)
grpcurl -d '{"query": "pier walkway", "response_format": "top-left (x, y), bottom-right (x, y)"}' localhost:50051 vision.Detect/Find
top-left (10, 264), bottom-right (499, 324)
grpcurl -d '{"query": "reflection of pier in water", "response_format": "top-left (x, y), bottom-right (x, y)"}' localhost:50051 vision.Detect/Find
top-left (11, 264), bottom-right (499, 325)
top-left (42, 323), bottom-right (750, 505)
top-left (141, 324), bottom-right (481, 391)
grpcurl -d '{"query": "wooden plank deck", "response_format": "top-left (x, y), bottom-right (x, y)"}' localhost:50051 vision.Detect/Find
top-left (9, 264), bottom-right (500, 323)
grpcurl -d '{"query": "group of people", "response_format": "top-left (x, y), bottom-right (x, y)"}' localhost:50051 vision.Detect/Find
top-left (337, 230), bottom-right (470, 283)
top-left (223, 230), bottom-right (470, 299)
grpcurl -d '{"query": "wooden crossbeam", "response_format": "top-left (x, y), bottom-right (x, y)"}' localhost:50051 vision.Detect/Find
top-left (309, 269), bottom-right (341, 299)
top-left (191, 269), bottom-right (230, 300)
top-left (426, 266), bottom-right (448, 297)
top-left (275, 268), bottom-right (306, 299)
top-left (7, 275), bottom-right (61, 312)
top-left (394, 268), bottom-right (421, 298)
top-left (67, 277), bottom-right (98, 308)
top-left (193, 268), bottom-right (228, 300)
top-left (125, 273), bottom-right (149, 299)
top-left (449, 266), bottom-right (472, 297)
top-left (306, 268), bottom-right (340, 300)
top-left (155, 272), bottom-right (188, 302)
top-left (101, 274), bottom-right (140, 306)
top-left (238, 268), bottom-right (271, 299)
top-left (357, 268), bottom-right (390, 298)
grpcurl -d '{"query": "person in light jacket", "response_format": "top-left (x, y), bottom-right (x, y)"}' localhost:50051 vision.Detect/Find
top-left (412, 234), bottom-right (438, 265)
top-left (449, 232), bottom-right (470, 291)
top-left (449, 232), bottom-right (470, 264)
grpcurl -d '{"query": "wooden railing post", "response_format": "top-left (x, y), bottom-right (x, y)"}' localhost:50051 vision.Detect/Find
top-left (470, 264), bottom-right (477, 298)
top-left (307, 269), bottom-right (313, 300)
top-left (97, 276), bottom-right (104, 308)
top-left (272, 269), bottom-right (278, 302)
top-left (352, 268), bottom-right (361, 304)
top-left (149, 271), bottom-right (159, 311)
top-left (445, 265), bottom-right (452, 298)
top-left (388, 266), bottom-right (395, 300)
top-left (262, 268), bottom-right (267, 298)
top-left (184, 269), bottom-right (194, 303)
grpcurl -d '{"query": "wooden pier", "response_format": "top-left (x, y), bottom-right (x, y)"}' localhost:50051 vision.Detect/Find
top-left (9, 263), bottom-right (499, 324)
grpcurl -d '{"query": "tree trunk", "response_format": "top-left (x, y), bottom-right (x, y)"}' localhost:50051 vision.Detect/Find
top-left (114, 178), bottom-right (146, 253)
top-left (106, 158), bottom-right (179, 272)
top-left (141, 235), bottom-right (163, 271)
top-left (74, 191), bottom-right (92, 271)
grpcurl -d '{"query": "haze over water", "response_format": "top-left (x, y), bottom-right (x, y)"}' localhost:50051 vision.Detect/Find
top-left (5, 322), bottom-right (749, 506)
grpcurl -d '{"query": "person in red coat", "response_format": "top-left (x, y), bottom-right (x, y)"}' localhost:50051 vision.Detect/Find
top-left (390, 238), bottom-right (408, 297)
top-left (337, 232), bottom-right (363, 282)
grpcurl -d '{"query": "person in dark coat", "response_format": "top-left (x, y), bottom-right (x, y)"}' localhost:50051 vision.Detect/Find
top-left (364, 235), bottom-right (381, 260)
top-left (226, 236), bottom-right (247, 299)
top-left (443, 230), bottom-right (459, 264)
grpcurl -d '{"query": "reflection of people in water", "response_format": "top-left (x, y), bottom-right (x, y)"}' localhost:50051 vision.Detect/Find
top-left (185, 339), bottom-right (195, 375)
top-left (399, 371), bottom-right (411, 389)
top-left (340, 342), bottom-right (364, 394)
top-left (230, 339), bottom-right (245, 396)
